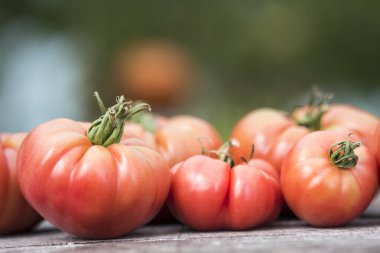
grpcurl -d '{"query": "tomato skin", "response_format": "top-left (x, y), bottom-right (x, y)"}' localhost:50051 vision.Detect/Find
top-left (281, 131), bottom-right (378, 227)
top-left (155, 115), bottom-right (223, 167)
top-left (17, 118), bottom-right (171, 239)
top-left (122, 122), bottom-right (157, 149)
top-left (125, 115), bottom-right (222, 167)
top-left (0, 133), bottom-right (42, 235)
top-left (374, 123), bottom-right (380, 167)
top-left (231, 105), bottom-right (379, 173)
top-left (230, 108), bottom-right (309, 173)
top-left (321, 105), bottom-right (379, 147)
top-left (168, 155), bottom-right (282, 230)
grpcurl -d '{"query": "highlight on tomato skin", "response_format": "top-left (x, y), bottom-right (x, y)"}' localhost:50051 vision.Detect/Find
top-left (0, 133), bottom-right (42, 235)
top-left (281, 131), bottom-right (379, 227)
top-left (167, 150), bottom-right (282, 231)
top-left (230, 91), bottom-right (379, 175)
top-left (372, 123), bottom-right (380, 168)
top-left (16, 93), bottom-right (172, 239)
top-left (155, 115), bottom-right (223, 167)
top-left (128, 112), bottom-right (223, 168)
top-left (230, 108), bottom-right (310, 173)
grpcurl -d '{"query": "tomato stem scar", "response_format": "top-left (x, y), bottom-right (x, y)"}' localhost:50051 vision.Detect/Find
top-left (329, 133), bottom-right (361, 169)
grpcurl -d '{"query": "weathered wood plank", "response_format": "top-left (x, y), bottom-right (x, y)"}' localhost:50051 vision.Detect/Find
top-left (1, 217), bottom-right (380, 253)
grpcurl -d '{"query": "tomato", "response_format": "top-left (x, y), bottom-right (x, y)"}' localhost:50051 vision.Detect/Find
top-left (128, 113), bottom-right (223, 167)
top-left (17, 94), bottom-right (171, 239)
top-left (124, 113), bottom-right (222, 224)
top-left (155, 115), bottom-right (223, 167)
top-left (168, 142), bottom-right (282, 230)
top-left (231, 108), bottom-right (309, 173)
top-left (115, 41), bottom-right (191, 106)
top-left (0, 133), bottom-right (41, 235)
top-left (122, 122), bottom-right (157, 149)
top-left (281, 131), bottom-right (378, 227)
top-left (231, 97), bottom-right (378, 174)
top-left (296, 104), bottom-right (379, 146)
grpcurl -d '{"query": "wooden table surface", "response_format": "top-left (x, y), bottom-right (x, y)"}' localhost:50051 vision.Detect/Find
top-left (0, 217), bottom-right (379, 253)
top-left (2, 196), bottom-right (380, 253)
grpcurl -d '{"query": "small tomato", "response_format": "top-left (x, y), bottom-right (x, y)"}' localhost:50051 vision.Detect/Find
top-left (168, 142), bottom-right (282, 230)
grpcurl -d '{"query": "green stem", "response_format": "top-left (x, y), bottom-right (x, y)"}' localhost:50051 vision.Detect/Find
top-left (87, 92), bottom-right (151, 147)
top-left (129, 109), bottom-right (157, 133)
top-left (292, 87), bottom-right (333, 131)
top-left (329, 134), bottom-right (361, 169)
top-left (240, 144), bottom-right (254, 164)
top-left (214, 139), bottom-right (239, 167)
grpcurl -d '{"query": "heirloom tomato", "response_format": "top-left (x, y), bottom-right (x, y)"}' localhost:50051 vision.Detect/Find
top-left (17, 93), bottom-right (171, 239)
top-left (231, 90), bottom-right (378, 173)
top-left (168, 142), bottom-right (282, 230)
top-left (281, 131), bottom-right (378, 227)
top-left (0, 133), bottom-right (41, 235)
top-left (155, 115), bottom-right (222, 167)
top-left (126, 113), bottom-right (223, 224)
top-left (128, 112), bottom-right (222, 167)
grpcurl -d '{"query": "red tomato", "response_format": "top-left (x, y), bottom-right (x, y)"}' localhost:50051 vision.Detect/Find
top-left (231, 104), bottom-right (378, 174)
top-left (127, 113), bottom-right (223, 167)
top-left (17, 95), bottom-right (171, 239)
top-left (281, 131), bottom-right (378, 227)
top-left (122, 122), bottom-right (157, 149)
top-left (0, 133), bottom-right (41, 235)
top-left (168, 154), bottom-right (282, 230)
top-left (156, 115), bottom-right (223, 167)
top-left (231, 108), bottom-right (309, 173)
top-left (124, 114), bottom-right (222, 224)
top-left (310, 104), bottom-right (378, 146)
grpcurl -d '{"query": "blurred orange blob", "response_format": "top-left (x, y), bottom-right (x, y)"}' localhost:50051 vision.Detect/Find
top-left (115, 41), bottom-right (193, 106)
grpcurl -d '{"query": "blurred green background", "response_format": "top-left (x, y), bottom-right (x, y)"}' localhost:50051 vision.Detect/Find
top-left (1, 0), bottom-right (379, 138)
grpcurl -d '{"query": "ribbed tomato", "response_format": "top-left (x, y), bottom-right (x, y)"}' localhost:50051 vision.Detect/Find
top-left (127, 113), bottom-right (223, 167)
top-left (17, 94), bottom-right (171, 239)
top-left (168, 142), bottom-right (282, 230)
top-left (231, 94), bottom-right (378, 174)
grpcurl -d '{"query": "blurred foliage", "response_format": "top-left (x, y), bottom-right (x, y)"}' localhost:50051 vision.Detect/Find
top-left (1, 0), bottom-right (379, 137)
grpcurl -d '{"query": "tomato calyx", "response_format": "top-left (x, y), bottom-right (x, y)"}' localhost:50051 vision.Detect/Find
top-left (291, 87), bottom-right (333, 131)
top-left (207, 139), bottom-right (239, 168)
top-left (329, 133), bottom-right (361, 169)
top-left (240, 144), bottom-right (254, 164)
top-left (87, 92), bottom-right (151, 147)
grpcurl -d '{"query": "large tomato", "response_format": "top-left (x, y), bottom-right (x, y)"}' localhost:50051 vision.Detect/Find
top-left (17, 94), bottom-right (171, 239)
top-left (231, 99), bottom-right (378, 173)
top-left (168, 143), bottom-right (282, 230)
top-left (281, 131), bottom-right (378, 227)
top-left (0, 133), bottom-right (41, 235)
